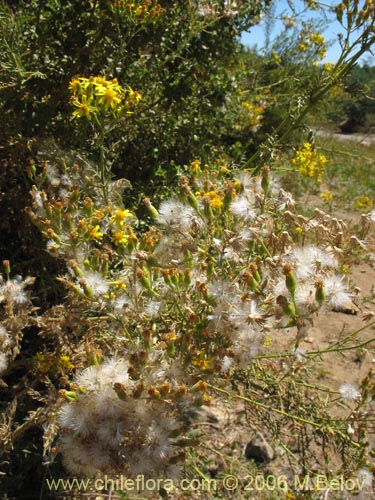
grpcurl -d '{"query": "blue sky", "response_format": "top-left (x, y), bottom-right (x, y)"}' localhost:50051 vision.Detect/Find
top-left (241, 0), bottom-right (374, 64)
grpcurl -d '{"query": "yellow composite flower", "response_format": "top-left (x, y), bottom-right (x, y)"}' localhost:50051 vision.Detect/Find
top-left (210, 196), bottom-right (223, 210)
top-left (292, 142), bottom-right (328, 184)
top-left (88, 225), bottom-right (103, 241)
top-left (189, 159), bottom-right (201, 174)
top-left (320, 189), bottom-right (333, 202)
top-left (110, 209), bottom-right (133, 228)
top-left (192, 353), bottom-right (213, 371)
top-left (69, 76), bottom-right (141, 119)
top-left (71, 95), bottom-right (97, 120)
top-left (356, 195), bottom-right (373, 210)
top-left (206, 190), bottom-right (223, 210)
top-left (96, 86), bottom-right (123, 111)
top-left (309, 33), bottom-right (325, 46)
top-left (35, 352), bottom-right (51, 373)
top-left (112, 230), bottom-right (129, 246)
top-left (68, 78), bottom-right (81, 95)
top-left (127, 88), bottom-right (142, 104)
top-left (59, 355), bottom-right (74, 370)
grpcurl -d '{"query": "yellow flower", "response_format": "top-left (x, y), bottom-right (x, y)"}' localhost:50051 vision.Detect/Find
top-left (241, 101), bottom-right (264, 127)
top-left (284, 493), bottom-right (295, 500)
top-left (110, 208), bottom-right (133, 228)
top-left (72, 96), bottom-right (97, 120)
top-left (210, 196), bottom-right (223, 210)
top-left (68, 76), bottom-right (137, 119)
top-left (263, 335), bottom-right (273, 347)
top-left (59, 355), bottom-right (74, 370)
top-left (272, 51), bottom-right (281, 64)
top-left (109, 280), bottom-right (127, 290)
top-left (356, 195), bottom-right (373, 210)
top-left (320, 189), bottom-right (333, 202)
top-left (192, 352), bottom-right (213, 371)
top-left (68, 78), bottom-right (81, 95)
top-left (88, 225), bottom-right (103, 241)
top-left (206, 190), bottom-right (223, 210)
top-left (324, 62), bottom-right (335, 74)
top-left (309, 33), bottom-right (325, 46)
top-left (93, 76), bottom-right (109, 87)
top-left (207, 190), bottom-right (218, 200)
top-left (190, 159), bottom-right (201, 174)
top-left (112, 230), bottom-right (129, 246)
top-left (126, 88), bottom-right (142, 106)
top-left (292, 142), bottom-right (327, 184)
top-left (98, 87), bottom-right (123, 110)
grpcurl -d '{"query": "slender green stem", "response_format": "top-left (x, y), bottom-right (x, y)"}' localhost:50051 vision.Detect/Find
top-left (279, 442), bottom-right (314, 475)
top-left (206, 384), bottom-right (364, 451)
top-left (207, 383), bottom-right (326, 429)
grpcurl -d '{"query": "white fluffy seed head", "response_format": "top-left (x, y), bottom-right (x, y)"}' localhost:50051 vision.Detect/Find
top-left (339, 383), bottom-right (360, 401)
top-left (158, 198), bottom-right (195, 230)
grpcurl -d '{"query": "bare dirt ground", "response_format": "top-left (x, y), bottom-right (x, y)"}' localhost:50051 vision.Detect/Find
top-left (314, 128), bottom-right (375, 147)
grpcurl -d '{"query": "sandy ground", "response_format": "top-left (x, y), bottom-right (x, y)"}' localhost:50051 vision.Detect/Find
top-left (314, 128), bottom-right (375, 147)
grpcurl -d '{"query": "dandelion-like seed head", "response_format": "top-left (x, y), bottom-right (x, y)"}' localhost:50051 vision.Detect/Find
top-left (230, 195), bottom-right (256, 221)
top-left (79, 271), bottom-right (109, 298)
top-left (158, 198), bottom-right (196, 231)
top-left (339, 383), bottom-right (360, 401)
top-left (58, 358), bottom-right (185, 477)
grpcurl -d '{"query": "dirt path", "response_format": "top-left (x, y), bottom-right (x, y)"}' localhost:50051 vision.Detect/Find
top-left (314, 127), bottom-right (375, 147)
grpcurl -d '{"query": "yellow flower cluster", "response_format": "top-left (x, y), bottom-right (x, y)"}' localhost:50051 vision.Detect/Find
top-left (111, 0), bottom-right (166, 19)
top-left (110, 208), bottom-right (133, 228)
top-left (320, 189), bottom-right (333, 202)
top-left (206, 190), bottom-right (223, 210)
top-left (241, 101), bottom-right (264, 129)
top-left (272, 51), bottom-right (282, 65)
top-left (311, 32), bottom-right (326, 61)
top-left (297, 32), bottom-right (326, 62)
top-left (189, 164), bottom-right (237, 215)
top-left (292, 142), bottom-right (328, 184)
top-left (309, 33), bottom-right (325, 46)
top-left (323, 62), bottom-right (335, 74)
top-left (69, 76), bottom-right (141, 120)
top-left (34, 352), bottom-right (74, 374)
top-left (110, 209), bottom-right (137, 247)
top-left (356, 195), bottom-right (373, 210)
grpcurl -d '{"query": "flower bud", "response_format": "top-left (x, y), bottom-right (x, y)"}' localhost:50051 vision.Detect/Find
top-left (276, 295), bottom-right (296, 318)
top-left (113, 382), bottom-right (128, 401)
top-left (283, 263), bottom-right (297, 298)
top-left (314, 279), bottom-right (326, 307)
top-left (144, 198), bottom-right (159, 219)
top-left (3, 260), bottom-right (10, 279)
top-left (148, 385), bottom-right (161, 399)
top-left (261, 165), bottom-right (270, 196)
